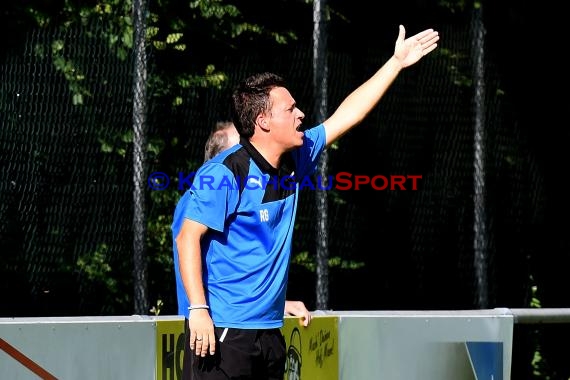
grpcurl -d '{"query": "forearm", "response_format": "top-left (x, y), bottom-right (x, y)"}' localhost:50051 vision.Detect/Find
top-left (340, 56), bottom-right (402, 117)
top-left (324, 56), bottom-right (403, 145)
top-left (176, 223), bottom-right (208, 307)
top-left (180, 250), bottom-right (207, 307)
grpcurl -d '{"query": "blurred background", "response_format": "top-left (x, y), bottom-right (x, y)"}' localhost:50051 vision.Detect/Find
top-left (0, 0), bottom-right (567, 378)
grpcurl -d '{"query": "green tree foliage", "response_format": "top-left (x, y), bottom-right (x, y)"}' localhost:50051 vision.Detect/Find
top-left (8, 0), bottom-right (303, 105)
top-left (1, 0), bottom-right (313, 315)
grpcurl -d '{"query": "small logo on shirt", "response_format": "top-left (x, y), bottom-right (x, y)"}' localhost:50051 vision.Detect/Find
top-left (248, 177), bottom-right (263, 188)
top-left (259, 209), bottom-right (269, 222)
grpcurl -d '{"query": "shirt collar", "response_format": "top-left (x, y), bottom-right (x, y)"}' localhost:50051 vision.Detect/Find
top-left (239, 137), bottom-right (296, 177)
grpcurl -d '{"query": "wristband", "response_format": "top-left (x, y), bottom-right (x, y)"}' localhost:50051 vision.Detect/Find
top-left (188, 304), bottom-right (209, 310)
top-left (188, 304), bottom-right (209, 319)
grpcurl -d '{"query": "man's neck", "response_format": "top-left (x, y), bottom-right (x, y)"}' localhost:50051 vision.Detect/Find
top-left (248, 139), bottom-right (282, 169)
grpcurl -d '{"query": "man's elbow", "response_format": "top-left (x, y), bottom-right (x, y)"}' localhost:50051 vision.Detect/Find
top-left (175, 231), bottom-right (187, 252)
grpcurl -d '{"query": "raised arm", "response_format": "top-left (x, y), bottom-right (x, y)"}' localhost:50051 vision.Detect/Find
top-left (323, 25), bottom-right (439, 146)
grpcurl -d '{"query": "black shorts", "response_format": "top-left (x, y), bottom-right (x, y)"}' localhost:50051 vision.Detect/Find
top-left (183, 319), bottom-right (286, 380)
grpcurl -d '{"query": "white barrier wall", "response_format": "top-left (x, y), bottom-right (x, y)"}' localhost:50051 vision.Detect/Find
top-left (0, 315), bottom-right (170, 380)
top-left (332, 310), bottom-right (512, 379)
top-left (0, 310), bottom-right (514, 380)
top-left (281, 309), bottom-right (513, 380)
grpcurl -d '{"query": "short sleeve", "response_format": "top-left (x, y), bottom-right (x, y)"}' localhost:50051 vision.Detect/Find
top-left (174, 162), bottom-right (240, 232)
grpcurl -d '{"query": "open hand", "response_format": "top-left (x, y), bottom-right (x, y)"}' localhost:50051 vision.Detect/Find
top-left (394, 25), bottom-right (439, 68)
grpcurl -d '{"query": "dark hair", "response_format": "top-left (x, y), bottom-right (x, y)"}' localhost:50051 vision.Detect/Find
top-left (230, 72), bottom-right (286, 138)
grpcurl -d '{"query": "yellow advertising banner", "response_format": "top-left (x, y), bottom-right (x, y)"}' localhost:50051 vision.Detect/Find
top-left (281, 316), bottom-right (339, 380)
top-left (156, 318), bottom-right (185, 380)
top-left (155, 316), bottom-right (339, 380)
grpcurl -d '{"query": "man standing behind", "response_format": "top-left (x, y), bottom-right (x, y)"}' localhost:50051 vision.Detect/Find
top-left (203, 121), bottom-right (240, 162)
top-left (173, 24), bottom-right (439, 380)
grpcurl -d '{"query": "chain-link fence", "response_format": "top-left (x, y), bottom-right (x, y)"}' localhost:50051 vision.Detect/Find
top-left (1, 3), bottom-right (569, 378)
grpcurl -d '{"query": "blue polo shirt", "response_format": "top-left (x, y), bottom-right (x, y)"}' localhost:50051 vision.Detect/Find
top-left (172, 124), bottom-right (326, 329)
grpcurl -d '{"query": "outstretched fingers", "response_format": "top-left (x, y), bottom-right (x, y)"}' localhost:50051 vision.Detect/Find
top-left (421, 32), bottom-right (440, 46)
top-left (421, 41), bottom-right (438, 56)
top-left (410, 28), bottom-right (436, 42)
top-left (411, 29), bottom-right (439, 57)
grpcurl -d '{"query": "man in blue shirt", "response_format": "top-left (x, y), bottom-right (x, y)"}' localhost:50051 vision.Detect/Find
top-left (173, 24), bottom-right (439, 380)
top-left (174, 121), bottom-right (313, 331)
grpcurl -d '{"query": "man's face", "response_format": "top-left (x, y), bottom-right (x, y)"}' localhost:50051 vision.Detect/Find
top-left (267, 87), bottom-right (305, 149)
